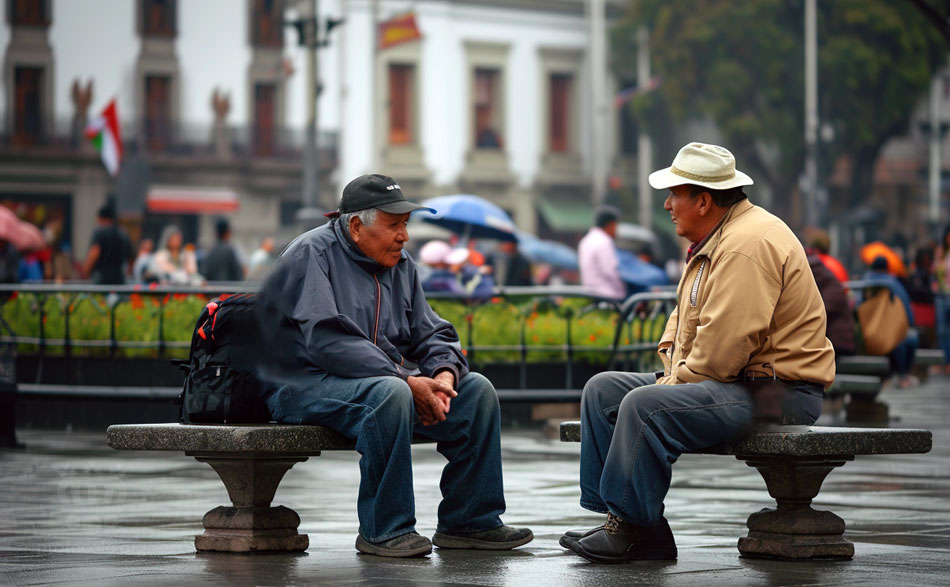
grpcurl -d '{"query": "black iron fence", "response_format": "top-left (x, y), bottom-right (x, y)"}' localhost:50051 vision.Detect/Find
top-left (0, 283), bottom-right (677, 390)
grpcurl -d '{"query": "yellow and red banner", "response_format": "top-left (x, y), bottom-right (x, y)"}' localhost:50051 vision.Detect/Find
top-left (379, 12), bottom-right (422, 50)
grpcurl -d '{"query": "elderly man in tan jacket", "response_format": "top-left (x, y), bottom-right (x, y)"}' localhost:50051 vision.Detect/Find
top-left (562, 142), bottom-right (835, 564)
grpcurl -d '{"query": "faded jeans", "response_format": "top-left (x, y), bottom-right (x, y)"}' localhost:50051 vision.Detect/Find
top-left (266, 372), bottom-right (506, 542)
top-left (579, 371), bottom-right (823, 526)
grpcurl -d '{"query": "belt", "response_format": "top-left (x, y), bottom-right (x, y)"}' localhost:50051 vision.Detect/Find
top-left (743, 377), bottom-right (823, 395)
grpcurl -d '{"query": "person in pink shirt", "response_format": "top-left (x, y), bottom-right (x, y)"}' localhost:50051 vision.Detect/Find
top-left (578, 205), bottom-right (625, 299)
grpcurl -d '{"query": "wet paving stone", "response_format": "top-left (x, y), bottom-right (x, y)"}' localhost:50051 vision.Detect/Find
top-left (2, 374), bottom-right (949, 585)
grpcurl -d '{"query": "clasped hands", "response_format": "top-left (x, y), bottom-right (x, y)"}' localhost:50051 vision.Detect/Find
top-left (407, 371), bottom-right (457, 426)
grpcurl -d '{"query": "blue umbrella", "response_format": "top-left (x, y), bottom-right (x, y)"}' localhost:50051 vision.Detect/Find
top-left (516, 232), bottom-right (578, 271)
top-left (420, 194), bottom-right (518, 242)
top-left (617, 249), bottom-right (669, 290)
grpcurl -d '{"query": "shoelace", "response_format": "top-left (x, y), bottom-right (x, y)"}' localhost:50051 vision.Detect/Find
top-left (604, 513), bottom-right (622, 535)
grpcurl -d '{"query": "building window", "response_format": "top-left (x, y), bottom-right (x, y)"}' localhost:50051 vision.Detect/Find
top-left (388, 64), bottom-right (413, 146)
top-left (13, 67), bottom-right (42, 147)
top-left (10, 0), bottom-right (48, 27)
top-left (141, 0), bottom-right (176, 37)
top-left (253, 83), bottom-right (277, 157)
top-left (549, 73), bottom-right (571, 153)
top-left (145, 75), bottom-right (171, 152)
top-left (474, 68), bottom-right (502, 149)
top-left (252, 0), bottom-right (284, 48)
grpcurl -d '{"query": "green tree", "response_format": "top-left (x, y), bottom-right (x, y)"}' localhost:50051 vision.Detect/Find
top-left (614, 0), bottom-right (946, 222)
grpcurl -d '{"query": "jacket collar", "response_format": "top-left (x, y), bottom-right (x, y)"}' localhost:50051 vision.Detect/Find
top-left (688, 198), bottom-right (754, 263)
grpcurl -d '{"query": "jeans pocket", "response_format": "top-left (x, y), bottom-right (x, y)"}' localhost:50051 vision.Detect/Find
top-left (602, 404), bottom-right (620, 425)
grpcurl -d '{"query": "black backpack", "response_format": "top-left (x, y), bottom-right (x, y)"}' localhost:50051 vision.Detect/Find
top-left (177, 294), bottom-right (272, 424)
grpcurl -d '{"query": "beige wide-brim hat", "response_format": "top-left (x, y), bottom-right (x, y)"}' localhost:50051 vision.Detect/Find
top-left (648, 142), bottom-right (754, 190)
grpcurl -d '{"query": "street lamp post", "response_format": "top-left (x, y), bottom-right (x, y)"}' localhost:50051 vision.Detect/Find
top-left (288, 0), bottom-right (344, 229)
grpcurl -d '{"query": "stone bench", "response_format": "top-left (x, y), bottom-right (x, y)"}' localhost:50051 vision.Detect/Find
top-left (835, 355), bottom-right (890, 377)
top-left (559, 421), bottom-right (931, 560)
top-left (823, 374), bottom-right (887, 424)
top-left (912, 348), bottom-right (943, 381)
top-left (107, 423), bottom-right (364, 553)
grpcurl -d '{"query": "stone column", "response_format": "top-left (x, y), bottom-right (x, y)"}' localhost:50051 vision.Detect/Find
top-left (736, 455), bottom-right (855, 560)
top-left (189, 453), bottom-right (311, 553)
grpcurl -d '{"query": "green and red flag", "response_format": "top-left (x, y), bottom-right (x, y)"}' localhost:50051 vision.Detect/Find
top-left (85, 98), bottom-right (123, 176)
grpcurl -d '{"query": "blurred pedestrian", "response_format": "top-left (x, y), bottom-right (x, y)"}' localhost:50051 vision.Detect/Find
top-left (132, 238), bottom-right (155, 284)
top-left (248, 236), bottom-right (276, 278)
top-left (150, 225), bottom-right (200, 285)
top-left (448, 247), bottom-right (494, 298)
top-left (564, 142), bottom-right (833, 563)
top-left (808, 252), bottom-right (855, 355)
top-left (201, 217), bottom-right (244, 282)
top-left (0, 239), bottom-right (18, 283)
top-left (803, 227), bottom-right (848, 283)
top-left (864, 255), bottom-right (919, 388)
top-left (82, 199), bottom-right (132, 285)
top-left (934, 227), bottom-right (950, 372)
top-left (419, 240), bottom-right (465, 294)
top-left (493, 240), bottom-right (533, 287)
top-left (578, 205), bottom-right (624, 299)
top-left (907, 246), bottom-right (935, 336)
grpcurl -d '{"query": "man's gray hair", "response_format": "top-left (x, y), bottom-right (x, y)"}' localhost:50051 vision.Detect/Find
top-left (340, 207), bottom-right (377, 228)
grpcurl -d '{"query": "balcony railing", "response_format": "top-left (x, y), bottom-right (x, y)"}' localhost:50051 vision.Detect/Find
top-left (0, 117), bottom-right (339, 165)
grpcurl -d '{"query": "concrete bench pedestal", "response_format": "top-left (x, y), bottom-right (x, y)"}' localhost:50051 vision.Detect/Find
top-left (560, 423), bottom-right (932, 560)
top-left (107, 423), bottom-right (356, 553)
top-left (190, 453), bottom-right (310, 552)
top-left (736, 455), bottom-right (853, 559)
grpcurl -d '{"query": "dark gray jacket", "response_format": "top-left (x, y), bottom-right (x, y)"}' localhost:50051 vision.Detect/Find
top-left (258, 219), bottom-right (467, 383)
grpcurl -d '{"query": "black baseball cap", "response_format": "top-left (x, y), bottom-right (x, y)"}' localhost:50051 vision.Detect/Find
top-left (325, 174), bottom-right (435, 218)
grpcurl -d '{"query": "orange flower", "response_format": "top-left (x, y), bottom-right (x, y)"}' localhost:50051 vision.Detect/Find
top-left (589, 334), bottom-right (597, 342)
top-left (130, 294), bottom-right (144, 310)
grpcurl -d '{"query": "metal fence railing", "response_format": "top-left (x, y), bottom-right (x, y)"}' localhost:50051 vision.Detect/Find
top-left (0, 283), bottom-right (679, 390)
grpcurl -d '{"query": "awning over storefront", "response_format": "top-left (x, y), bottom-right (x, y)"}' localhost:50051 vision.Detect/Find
top-left (537, 196), bottom-right (593, 233)
top-left (146, 186), bottom-right (240, 214)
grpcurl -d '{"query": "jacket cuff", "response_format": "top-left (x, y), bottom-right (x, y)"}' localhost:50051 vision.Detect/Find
top-left (431, 364), bottom-right (459, 387)
top-left (394, 364), bottom-right (412, 380)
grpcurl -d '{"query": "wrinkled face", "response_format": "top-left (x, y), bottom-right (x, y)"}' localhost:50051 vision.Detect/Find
top-left (663, 185), bottom-right (706, 242)
top-left (350, 210), bottom-right (410, 268)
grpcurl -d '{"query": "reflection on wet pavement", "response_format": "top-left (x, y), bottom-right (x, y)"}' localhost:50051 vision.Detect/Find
top-left (2, 375), bottom-right (949, 585)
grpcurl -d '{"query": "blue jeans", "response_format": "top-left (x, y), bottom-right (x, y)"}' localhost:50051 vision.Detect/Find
top-left (935, 294), bottom-right (950, 363)
top-left (889, 329), bottom-right (920, 376)
top-left (579, 371), bottom-right (822, 526)
top-left (266, 372), bottom-right (506, 542)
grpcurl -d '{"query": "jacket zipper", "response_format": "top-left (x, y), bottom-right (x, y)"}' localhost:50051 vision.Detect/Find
top-left (670, 255), bottom-right (706, 362)
top-left (373, 273), bottom-right (382, 345)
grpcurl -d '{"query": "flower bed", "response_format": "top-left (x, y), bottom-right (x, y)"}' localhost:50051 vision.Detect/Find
top-left (3, 292), bottom-right (667, 368)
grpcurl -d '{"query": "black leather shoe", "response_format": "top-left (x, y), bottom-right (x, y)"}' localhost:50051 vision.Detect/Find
top-left (568, 513), bottom-right (677, 563)
top-left (558, 520), bottom-right (605, 549)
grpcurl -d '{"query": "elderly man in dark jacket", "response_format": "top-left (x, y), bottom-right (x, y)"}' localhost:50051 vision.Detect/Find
top-left (257, 174), bottom-right (532, 558)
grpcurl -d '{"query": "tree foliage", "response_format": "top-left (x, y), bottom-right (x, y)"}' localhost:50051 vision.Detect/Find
top-left (614, 0), bottom-right (947, 223)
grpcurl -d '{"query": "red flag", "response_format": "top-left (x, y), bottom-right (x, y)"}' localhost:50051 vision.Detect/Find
top-left (379, 12), bottom-right (422, 50)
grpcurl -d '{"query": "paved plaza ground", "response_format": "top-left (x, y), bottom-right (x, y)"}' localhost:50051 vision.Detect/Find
top-left (1, 374), bottom-right (949, 586)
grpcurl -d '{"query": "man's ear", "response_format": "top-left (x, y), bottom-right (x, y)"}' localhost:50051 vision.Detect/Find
top-left (349, 216), bottom-right (363, 243)
top-left (697, 191), bottom-right (713, 216)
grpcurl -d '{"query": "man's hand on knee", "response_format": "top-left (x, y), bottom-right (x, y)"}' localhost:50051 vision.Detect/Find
top-left (408, 375), bottom-right (457, 425)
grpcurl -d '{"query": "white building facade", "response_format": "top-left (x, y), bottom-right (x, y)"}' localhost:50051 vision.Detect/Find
top-left (1, 0), bottom-right (634, 259)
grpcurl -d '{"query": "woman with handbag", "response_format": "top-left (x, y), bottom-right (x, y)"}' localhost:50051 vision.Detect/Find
top-left (863, 255), bottom-right (919, 388)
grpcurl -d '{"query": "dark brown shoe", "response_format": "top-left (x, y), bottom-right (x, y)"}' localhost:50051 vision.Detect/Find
top-left (568, 513), bottom-right (677, 563)
top-left (558, 519), bottom-right (606, 549)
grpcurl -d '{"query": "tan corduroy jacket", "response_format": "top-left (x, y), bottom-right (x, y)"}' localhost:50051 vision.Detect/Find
top-left (657, 199), bottom-right (836, 390)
